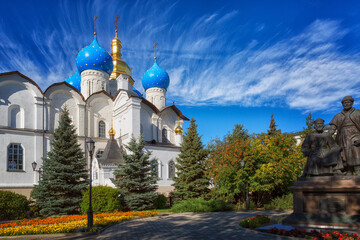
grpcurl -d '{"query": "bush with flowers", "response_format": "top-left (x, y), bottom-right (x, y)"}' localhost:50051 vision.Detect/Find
top-left (267, 228), bottom-right (360, 240)
top-left (239, 215), bottom-right (360, 240)
top-left (239, 214), bottom-right (270, 228)
top-left (0, 211), bottom-right (158, 236)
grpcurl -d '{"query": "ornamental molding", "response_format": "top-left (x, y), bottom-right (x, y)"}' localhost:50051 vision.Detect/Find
top-left (81, 70), bottom-right (109, 78)
top-left (146, 87), bottom-right (166, 94)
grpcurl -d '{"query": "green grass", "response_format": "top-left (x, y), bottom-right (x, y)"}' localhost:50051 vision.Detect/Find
top-left (263, 193), bottom-right (293, 210)
top-left (170, 198), bottom-right (233, 213)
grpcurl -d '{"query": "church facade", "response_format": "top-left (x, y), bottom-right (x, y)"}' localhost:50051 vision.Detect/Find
top-left (0, 22), bottom-right (187, 198)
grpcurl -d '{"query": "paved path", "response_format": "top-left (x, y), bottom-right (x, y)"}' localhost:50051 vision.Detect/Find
top-left (2, 211), bottom-right (299, 240)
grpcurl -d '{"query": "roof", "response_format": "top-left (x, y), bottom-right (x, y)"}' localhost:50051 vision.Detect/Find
top-left (99, 136), bottom-right (123, 165)
top-left (0, 71), bottom-right (43, 94)
top-left (160, 105), bottom-right (189, 121)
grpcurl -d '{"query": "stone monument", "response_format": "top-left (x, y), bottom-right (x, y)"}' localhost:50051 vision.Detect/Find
top-left (284, 96), bottom-right (360, 232)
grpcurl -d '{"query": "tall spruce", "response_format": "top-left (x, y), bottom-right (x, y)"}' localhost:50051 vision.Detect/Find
top-left (114, 136), bottom-right (158, 210)
top-left (300, 112), bottom-right (314, 139)
top-left (32, 107), bottom-right (88, 216)
top-left (173, 118), bottom-right (210, 200)
top-left (268, 114), bottom-right (281, 136)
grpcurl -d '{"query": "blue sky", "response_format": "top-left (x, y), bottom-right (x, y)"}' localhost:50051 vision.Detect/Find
top-left (1, 0), bottom-right (360, 144)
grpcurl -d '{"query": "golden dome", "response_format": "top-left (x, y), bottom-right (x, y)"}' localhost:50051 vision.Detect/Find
top-left (109, 127), bottom-right (116, 136)
top-left (110, 31), bottom-right (132, 81)
top-left (175, 125), bottom-right (183, 135)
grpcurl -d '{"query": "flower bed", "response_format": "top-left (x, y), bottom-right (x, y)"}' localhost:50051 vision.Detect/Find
top-left (268, 228), bottom-right (360, 240)
top-left (239, 214), bottom-right (270, 228)
top-left (0, 211), bottom-right (158, 236)
top-left (240, 215), bottom-right (360, 240)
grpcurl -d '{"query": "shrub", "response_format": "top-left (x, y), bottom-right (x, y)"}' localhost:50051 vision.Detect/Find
top-left (170, 198), bottom-right (232, 213)
top-left (263, 193), bottom-right (293, 210)
top-left (80, 186), bottom-right (122, 214)
top-left (233, 200), bottom-right (257, 210)
top-left (0, 190), bottom-right (29, 221)
top-left (239, 215), bottom-right (270, 228)
top-left (153, 194), bottom-right (167, 209)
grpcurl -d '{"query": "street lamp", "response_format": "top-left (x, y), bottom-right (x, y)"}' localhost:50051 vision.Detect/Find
top-left (86, 138), bottom-right (95, 228)
top-left (32, 161), bottom-right (43, 181)
top-left (240, 160), bottom-right (250, 210)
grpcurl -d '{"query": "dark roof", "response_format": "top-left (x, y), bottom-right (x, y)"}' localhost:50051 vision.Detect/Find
top-left (99, 136), bottom-right (123, 165)
top-left (0, 71), bottom-right (43, 94)
top-left (144, 140), bottom-right (181, 149)
top-left (44, 81), bottom-right (86, 101)
top-left (160, 105), bottom-right (189, 121)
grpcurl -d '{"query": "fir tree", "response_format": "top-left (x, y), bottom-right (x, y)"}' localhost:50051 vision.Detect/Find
top-left (32, 107), bottom-right (88, 216)
top-left (114, 136), bottom-right (158, 210)
top-left (173, 118), bottom-right (210, 200)
top-left (300, 112), bottom-right (314, 139)
top-left (268, 114), bottom-right (281, 136)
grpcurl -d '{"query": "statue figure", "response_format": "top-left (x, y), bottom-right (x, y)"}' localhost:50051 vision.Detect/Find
top-left (301, 118), bottom-right (343, 177)
top-left (329, 96), bottom-right (360, 176)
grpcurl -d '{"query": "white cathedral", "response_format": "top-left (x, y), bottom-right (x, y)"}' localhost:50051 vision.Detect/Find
top-left (0, 21), bottom-right (187, 198)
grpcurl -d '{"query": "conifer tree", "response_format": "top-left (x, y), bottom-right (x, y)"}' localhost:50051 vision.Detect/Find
top-left (300, 112), bottom-right (314, 139)
top-left (114, 136), bottom-right (158, 210)
top-left (173, 118), bottom-right (210, 200)
top-left (32, 107), bottom-right (88, 216)
top-left (268, 114), bottom-right (281, 136)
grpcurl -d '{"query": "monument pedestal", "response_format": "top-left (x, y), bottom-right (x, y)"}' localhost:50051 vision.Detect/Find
top-left (283, 176), bottom-right (360, 232)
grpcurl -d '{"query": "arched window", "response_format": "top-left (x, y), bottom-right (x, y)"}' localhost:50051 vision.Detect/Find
top-left (99, 121), bottom-right (106, 138)
top-left (151, 160), bottom-right (158, 178)
top-left (8, 105), bottom-right (21, 128)
top-left (168, 161), bottom-right (175, 179)
top-left (8, 143), bottom-right (23, 171)
top-left (162, 128), bottom-right (168, 143)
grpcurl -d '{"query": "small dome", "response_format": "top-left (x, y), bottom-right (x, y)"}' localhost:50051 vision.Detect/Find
top-left (132, 87), bottom-right (142, 97)
top-left (142, 61), bottom-right (170, 91)
top-left (65, 69), bottom-right (81, 91)
top-left (76, 36), bottom-right (113, 75)
top-left (109, 127), bottom-right (116, 136)
top-left (175, 125), bottom-right (183, 135)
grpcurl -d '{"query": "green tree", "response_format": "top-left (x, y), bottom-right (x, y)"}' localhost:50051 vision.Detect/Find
top-left (207, 124), bottom-right (306, 206)
top-left (173, 118), bottom-right (210, 200)
top-left (114, 136), bottom-right (158, 210)
top-left (32, 107), bottom-right (88, 216)
top-left (300, 112), bottom-right (314, 139)
top-left (268, 114), bottom-right (281, 136)
top-left (207, 124), bottom-right (251, 203)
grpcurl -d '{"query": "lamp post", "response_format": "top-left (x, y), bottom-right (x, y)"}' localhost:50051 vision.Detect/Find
top-left (86, 138), bottom-right (95, 228)
top-left (240, 160), bottom-right (250, 210)
top-left (32, 161), bottom-right (43, 181)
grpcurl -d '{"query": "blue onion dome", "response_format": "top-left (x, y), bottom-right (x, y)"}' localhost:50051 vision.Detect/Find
top-left (132, 86), bottom-right (142, 97)
top-left (142, 61), bottom-right (170, 91)
top-left (76, 36), bottom-right (113, 75)
top-left (65, 69), bottom-right (81, 91)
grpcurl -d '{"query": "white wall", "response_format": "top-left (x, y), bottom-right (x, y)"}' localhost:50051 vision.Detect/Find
top-left (145, 145), bottom-right (180, 187)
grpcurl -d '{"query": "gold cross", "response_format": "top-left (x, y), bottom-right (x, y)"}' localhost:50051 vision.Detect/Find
top-left (94, 16), bottom-right (98, 36)
top-left (153, 42), bottom-right (158, 60)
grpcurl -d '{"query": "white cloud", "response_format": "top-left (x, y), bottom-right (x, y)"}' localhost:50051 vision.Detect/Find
top-left (0, 1), bottom-right (359, 113)
top-left (166, 19), bottom-right (360, 111)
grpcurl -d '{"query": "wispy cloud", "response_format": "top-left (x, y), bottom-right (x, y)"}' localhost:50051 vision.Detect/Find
top-left (166, 19), bottom-right (360, 111)
top-left (0, 1), bottom-right (359, 112)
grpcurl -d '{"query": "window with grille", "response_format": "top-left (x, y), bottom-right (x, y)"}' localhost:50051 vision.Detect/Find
top-left (168, 161), bottom-right (175, 179)
top-left (162, 129), bottom-right (168, 143)
top-left (99, 121), bottom-right (106, 138)
top-left (151, 160), bottom-right (158, 178)
top-left (8, 143), bottom-right (23, 171)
